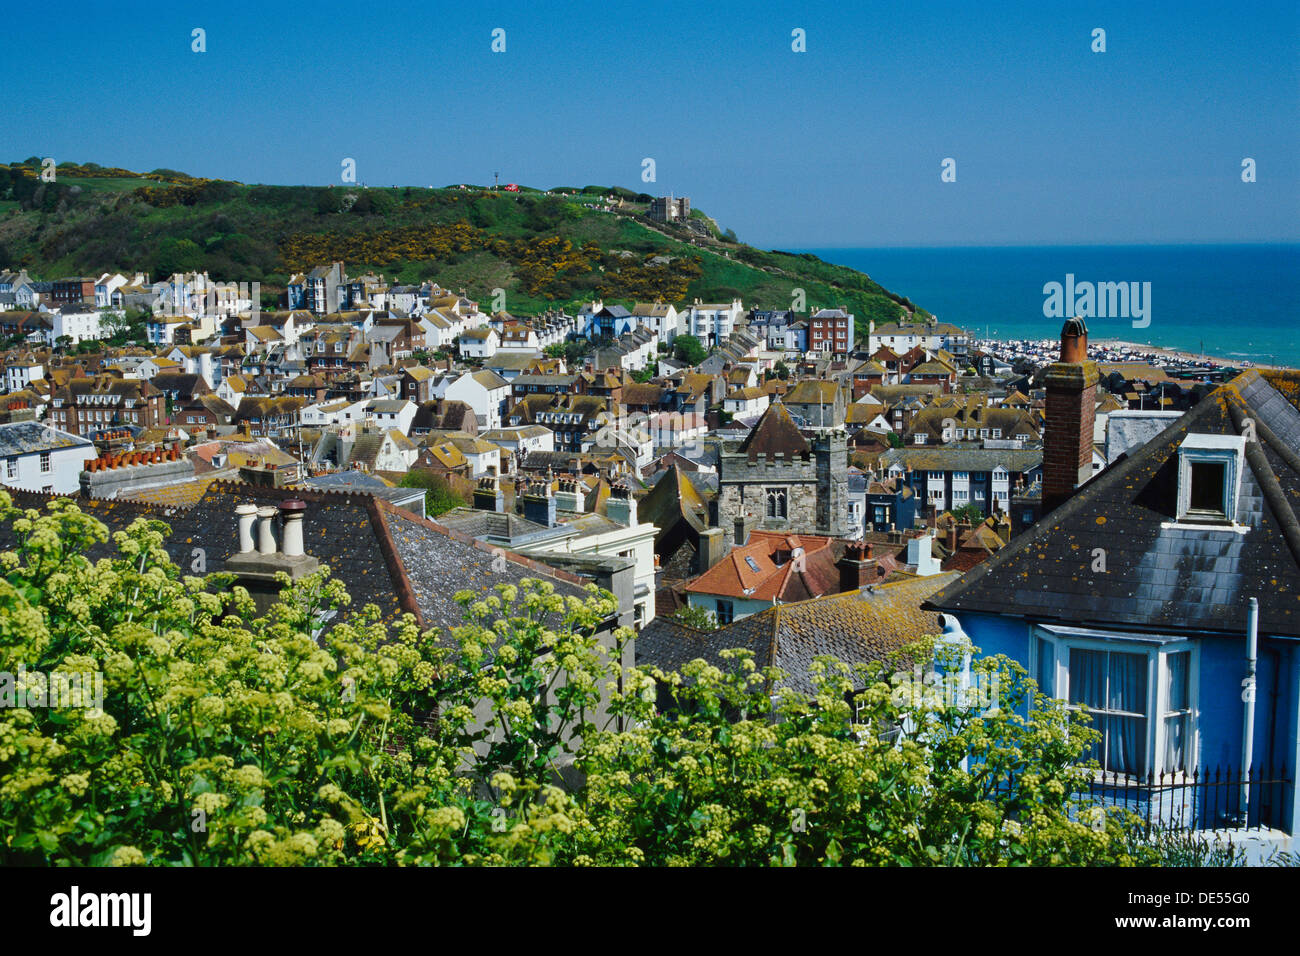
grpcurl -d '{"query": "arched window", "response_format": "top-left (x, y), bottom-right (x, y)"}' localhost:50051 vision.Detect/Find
top-left (765, 488), bottom-right (788, 519)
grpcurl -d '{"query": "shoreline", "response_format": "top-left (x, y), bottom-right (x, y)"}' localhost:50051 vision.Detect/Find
top-left (1090, 338), bottom-right (1290, 372)
top-left (974, 335), bottom-right (1293, 372)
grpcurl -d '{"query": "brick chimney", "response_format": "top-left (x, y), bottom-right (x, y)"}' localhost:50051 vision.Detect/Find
top-left (473, 473), bottom-right (505, 513)
top-left (837, 541), bottom-right (874, 592)
top-left (1043, 318), bottom-right (1099, 513)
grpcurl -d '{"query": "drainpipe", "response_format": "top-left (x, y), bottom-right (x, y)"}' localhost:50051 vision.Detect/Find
top-left (1241, 597), bottom-right (1259, 819)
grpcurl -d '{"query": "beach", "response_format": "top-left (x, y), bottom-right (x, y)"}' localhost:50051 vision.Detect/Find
top-left (1092, 339), bottom-right (1288, 372)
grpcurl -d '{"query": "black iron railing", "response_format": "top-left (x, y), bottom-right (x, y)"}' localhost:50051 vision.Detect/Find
top-left (989, 765), bottom-right (1291, 834)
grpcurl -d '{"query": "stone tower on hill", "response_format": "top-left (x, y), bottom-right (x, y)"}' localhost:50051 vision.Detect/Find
top-left (715, 399), bottom-right (850, 544)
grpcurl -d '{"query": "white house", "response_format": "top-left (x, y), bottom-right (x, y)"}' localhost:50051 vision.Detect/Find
top-left (480, 425), bottom-right (554, 457)
top-left (94, 273), bottom-right (129, 309)
top-left (47, 306), bottom-right (110, 346)
top-left (0, 422), bottom-right (94, 495)
top-left (868, 320), bottom-right (970, 359)
top-left (216, 374), bottom-right (251, 410)
top-left (722, 386), bottom-right (770, 420)
top-left (497, 325), bottom-right (540, 353)
top-left (444, 370), bottom-right (510, 430)
top-left (684, 298), bottom-right (744, 348)
top-left (630, 301), bottom-right (681, 348)
top-left (165, 346), bottom-right (223, 388)
top-left (520, 488), bottom-right (659, 628)
top-left (445, 434), bottom-right (504, 478)
top-left (417, 309), bottom-right (461, 350)
top-left (4, 360), bottom-right (44, 392)
top-left (134, 357), bottom-right (183, 381)
top-left (458, 326), bottom-right (499, 359)
top-left (300, 398), bottom-right (370, 428)
top-left (364, 399), bottom-right (417, 435)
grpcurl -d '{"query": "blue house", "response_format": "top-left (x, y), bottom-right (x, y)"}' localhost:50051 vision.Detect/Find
top-left (865, 471), bottom-right (919, 533)
top-left (927, 356), bottom-right (1300, 851)
top-left (580, 304), bottom-right (635, 340)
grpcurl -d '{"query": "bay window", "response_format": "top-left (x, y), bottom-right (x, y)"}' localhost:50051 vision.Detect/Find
top-left (1031, 627), bottom-right (1196, 779)
top-left (1068, 648), bottom-right (1147, 775)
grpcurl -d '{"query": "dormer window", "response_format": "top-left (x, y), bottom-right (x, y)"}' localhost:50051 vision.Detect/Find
top-left (1176, 434), bottom-right (1244, 525)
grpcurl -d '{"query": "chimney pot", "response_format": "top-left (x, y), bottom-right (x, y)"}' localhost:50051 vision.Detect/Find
top-left (279, 499), bottom-right (308, 557)
top-left (256, 505), bottom-right (278, 554)
top-left (235, 503), bottom-right (259, 553)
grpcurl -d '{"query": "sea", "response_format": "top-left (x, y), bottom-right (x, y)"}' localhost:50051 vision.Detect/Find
top-left (800, 244), bottom-right (1300, 369)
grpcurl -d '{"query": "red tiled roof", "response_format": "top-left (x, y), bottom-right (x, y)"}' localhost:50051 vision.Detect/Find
top-left (684, 530), bottom-right (840, 602)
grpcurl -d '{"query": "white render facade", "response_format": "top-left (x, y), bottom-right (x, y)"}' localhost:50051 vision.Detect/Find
top-left (0, 423), bottom-right (94, 495)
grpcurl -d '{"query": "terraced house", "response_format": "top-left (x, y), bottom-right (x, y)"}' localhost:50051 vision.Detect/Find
top-left (48, 375), bottom-right (165, 437)
top-left (880, 447), bottom-right (1042, 518)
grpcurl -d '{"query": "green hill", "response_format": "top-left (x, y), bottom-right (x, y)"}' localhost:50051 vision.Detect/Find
top-left (0, 160), bottom-right (929, 339)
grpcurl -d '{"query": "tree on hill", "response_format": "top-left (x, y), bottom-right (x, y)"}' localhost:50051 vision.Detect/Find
top-left (154, 237), bottom-right (203, 276)
top-left (673, 334), bottom-right (707, 366)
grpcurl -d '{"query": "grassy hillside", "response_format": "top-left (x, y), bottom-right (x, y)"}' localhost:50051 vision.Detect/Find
top-left (0, 160), bottom-right (929, 339)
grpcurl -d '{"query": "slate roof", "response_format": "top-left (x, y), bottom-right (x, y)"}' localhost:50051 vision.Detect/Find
top-left (880, 447), bottom-right (1043, 473)
top-left (0, 483), bottom-right (592, 637)
top-left (436, 506), bottom-right (552, 541)
top-left (736, 400), bottom-right (810, 459)
top-left (926, 371), bottom-right (1300, 638)
top-left (379, 506), bottom-right (590, 638)
top-left (0, 421), bottom-right (90, 455)
top-left (638, 572), bottom-right (960, 694)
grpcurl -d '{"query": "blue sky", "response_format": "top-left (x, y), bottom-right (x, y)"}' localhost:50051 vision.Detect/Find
top-left (7, 0), bottom-right (1297, 247)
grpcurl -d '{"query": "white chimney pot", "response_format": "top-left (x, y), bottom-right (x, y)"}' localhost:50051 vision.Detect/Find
top-left (235, 503), bottom-right (258, 553)
top-left (256, 506), bottom-right (278, 554)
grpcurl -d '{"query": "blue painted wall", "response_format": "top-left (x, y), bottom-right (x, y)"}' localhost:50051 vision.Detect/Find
top-left (953, 608), bottom-right (1299, 831)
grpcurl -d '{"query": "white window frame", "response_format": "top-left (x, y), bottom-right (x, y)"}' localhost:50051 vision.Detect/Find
top-left (1176, 435), bottom-right (1244, 525)
top-left (1030, 625), bottom-right (1198, 781)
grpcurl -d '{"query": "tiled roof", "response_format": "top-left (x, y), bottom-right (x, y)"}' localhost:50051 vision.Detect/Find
top-left (880, 447), bottom-right (1043, 473)
top-left (0, 483), bottom-right (594, 636)
top-left (639, 464), bottom-right (708, 542)
top-left (683, 531), bottom-right (840, 603)
top-left (783, 379), bottom-right (839, 404)
top-left (118, 472), bottom-right (227, 508)
top-left (639, 571), bottom-right (960, 694)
